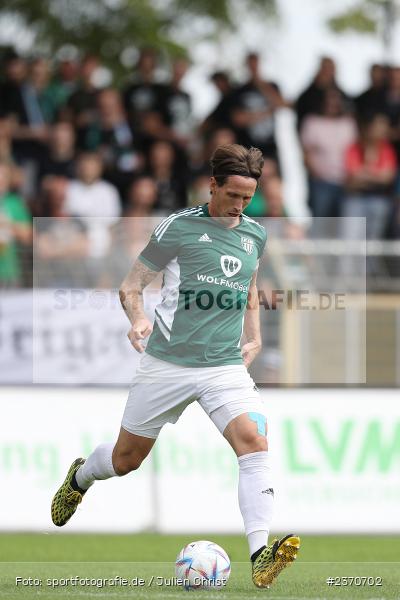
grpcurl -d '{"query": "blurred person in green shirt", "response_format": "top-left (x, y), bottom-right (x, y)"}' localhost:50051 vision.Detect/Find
top-left (0, 162), bottom-right (32, 286)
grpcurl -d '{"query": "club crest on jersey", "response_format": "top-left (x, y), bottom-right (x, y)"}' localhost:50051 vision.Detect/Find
top-left (241, 236), bottom-right (254, 255)
top-left (220, 255), bottom-right (242, 277)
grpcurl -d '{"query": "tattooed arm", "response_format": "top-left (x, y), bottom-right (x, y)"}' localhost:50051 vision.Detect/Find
top-left (119, 258), bottom-right (160, 353)
top-left (241, 268), bottom-right (262, 368)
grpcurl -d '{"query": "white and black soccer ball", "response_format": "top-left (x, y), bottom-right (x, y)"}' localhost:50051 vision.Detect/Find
top-left (175, 540), bottom-right (231, 590)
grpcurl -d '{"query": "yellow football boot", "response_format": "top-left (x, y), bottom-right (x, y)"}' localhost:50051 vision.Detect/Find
top-left (51, 458), bottom-right (86, 527)
top-left (252, 533), bottom-right (301, 588)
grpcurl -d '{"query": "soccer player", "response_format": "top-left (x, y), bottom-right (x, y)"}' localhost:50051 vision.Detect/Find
top-left (51, 144), bottom-right (300, 588)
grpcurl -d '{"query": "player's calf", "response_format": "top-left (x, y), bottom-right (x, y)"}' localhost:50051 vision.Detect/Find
top-left (112, 428), bottom-right (156, 475)
top-left (112, 448), bottom-right (147, 475)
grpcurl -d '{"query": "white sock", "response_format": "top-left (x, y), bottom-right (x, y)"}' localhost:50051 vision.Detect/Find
top-left (238, 451), bottom-right (274, 558)
top-left (248, 530), bottom-right (270, 556)
top-left (75, 443), bottom-right (117, 490)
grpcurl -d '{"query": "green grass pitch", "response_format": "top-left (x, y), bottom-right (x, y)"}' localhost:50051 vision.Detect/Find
top-left (1, 533), bottom-right (399, 599)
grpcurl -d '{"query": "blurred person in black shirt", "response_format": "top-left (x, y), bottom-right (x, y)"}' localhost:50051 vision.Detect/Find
top-left (1, 56), bottom-right (60, 189)
top-left (79, 88), bottom-right (143, 200)
top-left (160, 58), bottom-right (192, 147)
top-left (1, 57), bottom-right (54, 124)
top-left (125, 53), bottom-right (193, 151)
top-left (354, 63), bottom-right (388, 118)
top-left (384, 66), bottom-right (400, 162)
top-left (384, 67), bottom-right (400, 123)
top-left (229, 52), bottom-right (285, 163)
top-left (27, 58), bottom-right (60, 124)
top-left (38, 121), bottom-right (76, 183)
top-left (9, 58), bottom-right (52, 132)
top-left (0, 51), bottom-right (27, 122)
top-left (0, 54), bottom-right (50, 164)
top-left (81, 88), bottom-right (135, 154)
top-left (67, 55), bottom-right (100, 132)
top-left (295, 56), bottom-right (348, 129)
top-left (51, 58), bottom-right (79, 110)
top-left (123, 48), bottom-right (164, 133)
top-left (201, 71), bottom-right (235, 135)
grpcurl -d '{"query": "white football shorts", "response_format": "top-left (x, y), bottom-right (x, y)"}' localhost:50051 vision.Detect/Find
top-left (121, 352), bottom-right (268, 439)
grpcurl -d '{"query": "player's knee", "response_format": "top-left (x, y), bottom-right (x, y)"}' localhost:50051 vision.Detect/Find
top-left (113, 450), bottom-right (144, 475)
top-left (241, 431), bottom-right (268, 453)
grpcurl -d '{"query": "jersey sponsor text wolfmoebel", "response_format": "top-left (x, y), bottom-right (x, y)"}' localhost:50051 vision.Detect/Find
top-left (197, 273), bottom-right (249, 292)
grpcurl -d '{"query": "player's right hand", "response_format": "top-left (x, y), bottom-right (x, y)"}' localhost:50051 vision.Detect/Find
top-left (127, 319), bottom-right (153, 353)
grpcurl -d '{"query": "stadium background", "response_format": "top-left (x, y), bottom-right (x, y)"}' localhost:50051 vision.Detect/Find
top-left (0, 0), bottom-right (399, 598)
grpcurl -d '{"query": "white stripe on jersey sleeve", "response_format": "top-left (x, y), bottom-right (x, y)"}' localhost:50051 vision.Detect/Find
top-left (154, 206), bottom-right (202, 237)
top-left (155, 207), bottom-right (203, 241)
top-left (154, 207), bottom-right (197, 235)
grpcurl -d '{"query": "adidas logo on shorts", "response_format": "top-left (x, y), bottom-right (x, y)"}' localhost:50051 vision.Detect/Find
top-left (198, 233), bottom-right (212, 242)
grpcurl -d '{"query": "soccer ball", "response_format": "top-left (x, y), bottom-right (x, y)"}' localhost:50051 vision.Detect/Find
top-left (175, 540), bottom-right (231, 590)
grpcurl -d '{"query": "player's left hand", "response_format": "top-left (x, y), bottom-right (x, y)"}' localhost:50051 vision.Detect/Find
top-left (241, 340), bottom-right (261, 368)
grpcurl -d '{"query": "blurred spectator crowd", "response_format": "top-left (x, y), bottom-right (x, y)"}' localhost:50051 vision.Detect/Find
top-left (0, 47), bottom-right (400, 288)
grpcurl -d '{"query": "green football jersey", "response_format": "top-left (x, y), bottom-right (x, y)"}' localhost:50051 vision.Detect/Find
top-left (138, 203), bottom-right (267, 367)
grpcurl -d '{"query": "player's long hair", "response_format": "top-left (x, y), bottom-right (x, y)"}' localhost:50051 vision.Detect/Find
top-left (210, 144), bottom-right (264, 186)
